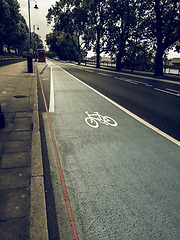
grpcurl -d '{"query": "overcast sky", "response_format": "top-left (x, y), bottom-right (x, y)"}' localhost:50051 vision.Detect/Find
top-left (17, 0), bottom-right (179, 59)
top-left (17, 0), bottom-right (56, 44)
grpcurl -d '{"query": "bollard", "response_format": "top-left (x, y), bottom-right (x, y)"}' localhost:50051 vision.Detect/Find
top-left (27, 56), bottom-right (33, 73)
top-left (0, 104), bottom-right (5, 128)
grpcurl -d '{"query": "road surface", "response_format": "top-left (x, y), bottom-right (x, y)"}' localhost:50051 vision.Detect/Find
top-left (38, 60), bottom-right (180, 240)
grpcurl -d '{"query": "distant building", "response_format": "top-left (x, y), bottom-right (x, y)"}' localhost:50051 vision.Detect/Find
top-left (169, 58), bottom-right (180, 68)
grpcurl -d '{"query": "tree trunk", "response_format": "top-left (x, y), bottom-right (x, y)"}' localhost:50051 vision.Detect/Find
top-left (0, 44), bottom-right (3, 55)
top-left (154, 0), bottom-right (164, 76)
top-left (154, 48), bottom-right (164, 76)
top-left (116, 50), bottom-right (124, 71)
top-left (96, 27), bottom-right (100, 68)
top-left (7, 46), bottom-right (10, 55)
top-left (77, 35), bottom-right (81, 65)
top-left (116, 38), bottom-right (126, 71)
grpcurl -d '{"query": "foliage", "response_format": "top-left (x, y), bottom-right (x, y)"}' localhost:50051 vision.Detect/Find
top-left (148, 0), bottom-right (180, 75)
top-left (46, 0), bottom-right (180, 75)
top-left (0, 0), bottom-right (30, 55)
top-left (46, 31), bottom-right (79, 61)
top-left (46, 0), bottom-right (87, 64)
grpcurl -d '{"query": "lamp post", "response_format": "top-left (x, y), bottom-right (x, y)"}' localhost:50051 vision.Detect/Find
top-left (27, 0), bottom-right (39, 73)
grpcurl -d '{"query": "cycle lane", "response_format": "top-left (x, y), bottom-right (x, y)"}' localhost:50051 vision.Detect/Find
top-left (43, 63), bottom-right (180, 240)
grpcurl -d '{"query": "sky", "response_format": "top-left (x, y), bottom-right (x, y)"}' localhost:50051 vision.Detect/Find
top-left (17, 0), bottom-right (57, 46)
top-left (17, 0), bottom-right (180, 59)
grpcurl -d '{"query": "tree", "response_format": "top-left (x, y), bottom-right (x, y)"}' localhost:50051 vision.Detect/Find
top-left (85, 0), bottom-right (109, 68)
top-left (46, 0), bottom-right (87, 64)
top-left (32, 32), bottom-right (43, 57)
top-left (12, 15), bottom-right (29, 54)
top-left (0, 0), bottom-right (29, 55)
top-left (46, 31), bottom-right (79, 61)
top-left (146, 0), bottom-right (180, 76)
top-left (106, 0), bottom-right (137, 71)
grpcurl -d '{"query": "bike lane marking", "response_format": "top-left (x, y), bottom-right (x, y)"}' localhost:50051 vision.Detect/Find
top-left (84, 111), bottom-right (118, 128)
top-left (55, 63), bottom-right (180, 147)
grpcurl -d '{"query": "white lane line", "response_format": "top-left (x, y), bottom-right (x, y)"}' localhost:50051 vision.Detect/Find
top-left (56, 65), bottom-right (180, 147)
top-left (129, 81), bottom-right (138, 85)
top-left (47, 59), bottom-right (55, 67)
top-left (49, 66), bottom-right (54, 112)
top-left (154, 88), bottom-right (180, 97)
top-left (115, 77), bottom-right (138, 84)
top-left (115, 77), bottom-right (153, 87)
top-left (98, 72), bottom-right (112, 77)
top-left (166, 88), bottom-right (180, 94)
top-left (85, 69), bottom-right (94, 73)
top-left (59, 60), bottom-right (180, 85)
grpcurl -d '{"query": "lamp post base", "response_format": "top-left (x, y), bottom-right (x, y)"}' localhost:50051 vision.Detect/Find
top-left (27, 56), bottom-right (33, 73)
top-left (0, 105), bottom-right (5, 128)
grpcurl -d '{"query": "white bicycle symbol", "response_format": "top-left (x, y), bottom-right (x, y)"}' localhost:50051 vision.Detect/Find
top-left (85, 111), bottom-right (118, 128)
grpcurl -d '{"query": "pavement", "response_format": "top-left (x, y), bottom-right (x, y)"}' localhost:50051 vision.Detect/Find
top-left (0, 61), bottom-right (48, 240)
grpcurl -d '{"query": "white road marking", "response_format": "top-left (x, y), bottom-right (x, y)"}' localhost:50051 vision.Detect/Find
top-left (49, 66), bottom-right (54, 112)
top-left (47, 60), bottom-right (55, 67)
top-left (166, 88), bottom-right (180, 94)
top-left (115, 77), bottom-right (138, 84)
top-left (85, 69), bottom-right (94, 73)
top-left (49, 61), bottom-right (180, 147)
top-left (85, 111), bottom-right (118, 128)
top-left (129, 81), bottom-right (138, 85)
top-left (62, 61), bottom-right (180, 85)
top-left (98, 72), bottom-right (112, 77)
top-left (154, 88), bottom-right (180, 97)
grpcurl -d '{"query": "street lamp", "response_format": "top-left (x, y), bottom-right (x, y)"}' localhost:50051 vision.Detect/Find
top-left (27, 0), bottom-right (39, 73)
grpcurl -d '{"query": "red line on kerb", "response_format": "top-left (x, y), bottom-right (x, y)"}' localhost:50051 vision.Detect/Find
top-left (37, 68), bottom-right (78, 240)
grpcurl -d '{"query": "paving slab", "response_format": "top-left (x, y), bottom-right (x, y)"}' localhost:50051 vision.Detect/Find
top-left (0, 218), bottom-right (29, 240)
top-left (0, 168), bottom-right (29, 190)
top-left (0, 61), bottom-right (48, 239)
top-left (0, 188), bottom-right (30, 221)
top-left (3, 140), bottom-right (31, 153)
top-left (0, 152), bottom-right (30, 169)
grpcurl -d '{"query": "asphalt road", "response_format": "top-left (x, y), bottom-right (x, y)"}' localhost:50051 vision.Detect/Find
top-left (38, 60), bottom-right (180, 240)
top-left (51, 60), bottom-right (180, 141)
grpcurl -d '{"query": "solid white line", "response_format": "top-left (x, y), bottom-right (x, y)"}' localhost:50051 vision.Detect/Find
top-left (49, 66), bottom-right (54, 112)
top-left (54, 64), bottom-right (180, 147)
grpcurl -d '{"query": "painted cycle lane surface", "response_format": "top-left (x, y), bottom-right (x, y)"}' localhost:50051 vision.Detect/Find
top-left (42, 61), bottom-right (180, 240)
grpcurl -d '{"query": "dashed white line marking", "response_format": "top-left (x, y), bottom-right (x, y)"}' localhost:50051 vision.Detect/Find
top-left (115, 77), bottom-right (138, 84)
top-left (98, 72), bottom-right (112, 77)
top-left (85, 69), bottom-right (94, 73)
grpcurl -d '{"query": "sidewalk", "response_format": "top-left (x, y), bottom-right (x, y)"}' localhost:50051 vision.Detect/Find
top-left (0, 61), bottom-right (48, 239)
